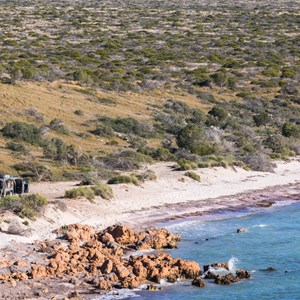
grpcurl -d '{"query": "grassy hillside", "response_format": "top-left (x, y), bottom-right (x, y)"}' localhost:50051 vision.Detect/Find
top-left (0, 0), bottom-right (299, 181)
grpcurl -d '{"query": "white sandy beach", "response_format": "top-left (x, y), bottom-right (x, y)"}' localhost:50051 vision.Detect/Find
top-left (0, 158), bottom-right (299, 248)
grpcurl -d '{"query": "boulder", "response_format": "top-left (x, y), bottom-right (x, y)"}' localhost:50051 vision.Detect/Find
top-left (175, 259), bottom-right (201, 278)
top-left (102, 225), bottom-right (136, 245)
top-left (99, 233), bottom-right (115, 245)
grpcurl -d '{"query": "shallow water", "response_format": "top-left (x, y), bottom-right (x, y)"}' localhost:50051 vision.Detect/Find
top-left (97, 200), bottom-right (300, 300)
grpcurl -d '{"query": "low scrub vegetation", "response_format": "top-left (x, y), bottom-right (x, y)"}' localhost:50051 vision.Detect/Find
top-left (184, 171), bottom-right (201, 182)
top-left (92, 184), bottom-right (113, 200)
top-left (64, 187), bottom-right (96, 201)
top-left (64, 184), bottom-right (113, 201)
top-left (0, 193), bottom-right (47, 219)
top-left (0, 0), bottom-right (299, 177)
top-left (107, 175), bottom-right (139, 186)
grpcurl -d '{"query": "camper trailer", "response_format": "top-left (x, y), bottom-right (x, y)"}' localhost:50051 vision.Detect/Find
top-left (0, 175), bottom-right (29, 197)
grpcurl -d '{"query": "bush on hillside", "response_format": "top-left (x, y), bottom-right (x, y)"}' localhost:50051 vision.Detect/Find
top-left (2, 121), bottom-right (42, 145)
top-left (240, 153), bottom-right (275, 172)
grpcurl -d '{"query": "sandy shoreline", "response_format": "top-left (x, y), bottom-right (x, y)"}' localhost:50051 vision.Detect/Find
top-left (0, 158), bottom-right (300, 248)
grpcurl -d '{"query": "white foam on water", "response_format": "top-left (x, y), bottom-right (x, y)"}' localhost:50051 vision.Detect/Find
top-left (228, 257), bottom-right (239, 275)
top-left (202, 257), bottom-right (239, 278)
top-left (93, 289), bottom-right (140, 300)
top-left (252, 224), bottom-right (269, 228)
top-left (160, 279), bottom-right (176, 286)
top-left (272, 200), bottom-right (297, 207)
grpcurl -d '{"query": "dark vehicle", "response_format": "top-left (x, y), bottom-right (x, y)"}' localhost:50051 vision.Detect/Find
top-left (0, 175), bottom-right (29, 197)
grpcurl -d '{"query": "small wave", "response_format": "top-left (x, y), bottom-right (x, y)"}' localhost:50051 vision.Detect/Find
top-left (252, 224), bottom-right (269, 228)
top-left (272, 200), bottom-right (297, 207)
top-left (93, 290), bottom-right (140, 300)
top-left (202, 257), bottom-right (239, 277)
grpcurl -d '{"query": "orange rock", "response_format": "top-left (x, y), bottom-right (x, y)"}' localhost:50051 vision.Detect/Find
top-left (121, 274), bottom-right (140, 289)
top-left (30, 264), bottom-right (47, 279)
top-left (132, 261), bottom-right (148, 279)
top-left (0, 260), bottom-right (13, 267)
top-left (93, 277), bottom-right (112, 290)
top-left (113, 264), bottom-right (130, 280)
top-left (103, 225), bottom-right (136, 245)
top-left (13, 260), bottom-right (30, 267)
top-left (175, 259), bottom-right (201, 279)
top-left (101, 259), bottom-right (113, 274)
top-left (13, 272), bottom-right (29, 281)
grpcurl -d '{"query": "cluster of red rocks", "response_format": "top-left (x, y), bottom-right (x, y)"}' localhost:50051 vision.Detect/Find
top-left (0, 224), bottom-right (250, 296)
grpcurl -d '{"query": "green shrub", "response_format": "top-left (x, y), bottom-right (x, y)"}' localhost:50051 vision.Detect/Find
top-left (6, 142), bottom-right (27, 154)
top-left (49, 119), bottom-right (69, 135)
top-left (184, 171), bottom-right (201, 182)
top-left (101, 150), bottom-right (152, 171)
top-left (99, 117), bottom-right (154, 138)
top-left (13, 161), bottom-right (52, 181)
top-left (90, 125), bottom-right (114, 137)
top-left (78, 177), bottom-right (99, 186)
top-left (153, 147), bottom-right (175, 161)
top-left (74, 109), bottom-right (84, 116)
top-left (2, 121), bottom-right (42, 145)
top-left (282, 122), bottom-right (299, 138)
top-left (208, 106), bottom-right (228, 120)
top-left (177, 158), bottom-right (198, 171)
top-left (264, 134), bottom-right (287, 153)
top-left (92, 184), bottom-right (113, 200)
top-left (253, 111), bottom-right (270, 127)
top-left (0, 193), bottom-right (47, 219)
top-left (107, 175), bottom-right (139, 186)
top-left (64, 187), bottom-right (95, 201)
top-left (262, 67), bottom-right (280, 77)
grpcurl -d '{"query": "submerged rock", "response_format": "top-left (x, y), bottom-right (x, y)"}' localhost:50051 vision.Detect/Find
top-left (215, 273), bottom-right (240, 285)
top-left (146, 284), bottom-right (159, 291)
top-left (192, 276), bottom-right (207, 288)
top-left (237, 228), bottom-right (247, 233)
top-left (260, 267), bottom-right (276, 272)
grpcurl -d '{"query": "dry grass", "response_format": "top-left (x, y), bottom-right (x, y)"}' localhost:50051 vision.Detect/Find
top-left (0, 80), bottom-right (277, 173)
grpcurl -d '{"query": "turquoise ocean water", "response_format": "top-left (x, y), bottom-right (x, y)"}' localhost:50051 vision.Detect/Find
top-left (98, 200), bottom-right (300, 300)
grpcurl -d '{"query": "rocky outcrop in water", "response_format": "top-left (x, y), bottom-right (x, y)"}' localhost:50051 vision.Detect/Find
top-left (203, 261), bottom-right (250, 284)
top-left (0, 224), bottom-right (250, 298)
top-left (0, 224), bottom-right (197, 292)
